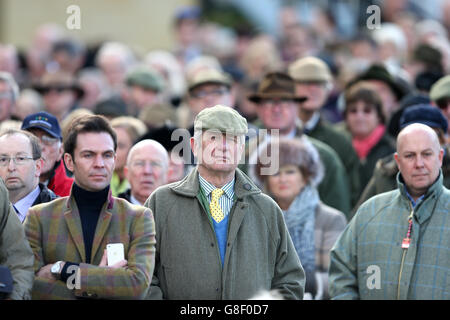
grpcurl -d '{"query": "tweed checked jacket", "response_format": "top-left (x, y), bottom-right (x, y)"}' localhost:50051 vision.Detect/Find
top-left (24, 189), bottom-right (156, 299)
top-left (329, 171), bottom-right (450, 300)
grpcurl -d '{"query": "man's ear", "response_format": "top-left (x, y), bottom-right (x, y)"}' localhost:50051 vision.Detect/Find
top-left (57, 143), bottom-right (64, 161)
top-left (190, 137), bottom-right (197, 158)
top-left (64, 153), bottom-right (74, 172)
top-left (35, 158), bottom-right (43, 178)
top-left (123, 165), bottom-right (129, 179)
top-left (394, 152), bottom-right (399, 168)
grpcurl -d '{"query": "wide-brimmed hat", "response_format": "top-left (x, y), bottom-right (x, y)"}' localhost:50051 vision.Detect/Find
top-left (346, 64), bottom-right (406, 101)
top-left (33, 71), bottom-right (84, 98)
top-left (247, 72), bottom-right (308, 103)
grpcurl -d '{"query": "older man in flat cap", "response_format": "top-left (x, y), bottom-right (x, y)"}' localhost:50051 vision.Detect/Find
top-left (145, 104), bottom-right (305, 300)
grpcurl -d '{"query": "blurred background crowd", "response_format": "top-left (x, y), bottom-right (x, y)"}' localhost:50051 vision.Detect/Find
top-left (0, 0), bottom-right (449, 208)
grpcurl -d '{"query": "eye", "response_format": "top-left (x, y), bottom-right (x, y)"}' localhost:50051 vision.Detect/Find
top-left (0, 157), bottom-right (8, 164)
top-left (16, 156), bottom-right (26, 162)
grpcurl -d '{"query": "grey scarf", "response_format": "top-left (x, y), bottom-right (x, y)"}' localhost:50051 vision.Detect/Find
top-left (282, 185), bottom-right (318, 275)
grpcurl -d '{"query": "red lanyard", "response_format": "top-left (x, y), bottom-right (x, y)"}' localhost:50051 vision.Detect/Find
top-left (402, 212), bottom-right (413, 249)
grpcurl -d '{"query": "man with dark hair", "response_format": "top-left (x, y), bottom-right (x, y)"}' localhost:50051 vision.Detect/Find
top-left (0, 129), bottom-right (57, 223)
top-left (21, 111), bottom-right (74, 197)
top-left (25, 114), bottom-right (156, 299)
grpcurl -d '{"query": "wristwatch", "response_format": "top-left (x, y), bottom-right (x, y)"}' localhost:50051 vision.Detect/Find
top-left (51, 261), bottom-right (64, 280)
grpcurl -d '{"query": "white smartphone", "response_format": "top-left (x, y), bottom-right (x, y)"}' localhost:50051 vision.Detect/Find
top-left (106, 243), bottom-right (125, 266)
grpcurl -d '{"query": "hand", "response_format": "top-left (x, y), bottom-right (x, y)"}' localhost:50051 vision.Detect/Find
top-left (99, 249), bottom-right (127, 268)
top-left (36, 262), bottom-right (65, 280)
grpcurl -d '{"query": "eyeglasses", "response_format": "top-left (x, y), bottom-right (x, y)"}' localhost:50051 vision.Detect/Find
top-left (0, 92), bottom-right (13, 101)
top-left (260, 99), bottom-right (293, 108)
top-left (0, 156), bottom-right (37, 167)
top-left (347, 106), bottom-right (375, 115)
top-left (40, 86), bottom-right (72, 95)
top-left (131, 160), bottom-right (163, 169)
top-left (39, 135), bottom-right (60, 146)
top-left (190, 88), bottom-right (229, 99)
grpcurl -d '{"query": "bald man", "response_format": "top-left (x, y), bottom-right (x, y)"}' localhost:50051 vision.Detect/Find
top-left (118, 139), bottom-right (169, 205)
top-left (329, 123), bottom-right (450, 300)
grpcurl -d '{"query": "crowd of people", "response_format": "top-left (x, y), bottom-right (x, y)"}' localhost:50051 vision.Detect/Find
top-left (0, 2), bottom-right (449, 300)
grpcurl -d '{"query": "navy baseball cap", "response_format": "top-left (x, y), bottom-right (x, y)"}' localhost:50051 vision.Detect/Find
top-left (399, 104), bottom-right (448, 133)
top-left (21, 111), bottom-right (62, 140)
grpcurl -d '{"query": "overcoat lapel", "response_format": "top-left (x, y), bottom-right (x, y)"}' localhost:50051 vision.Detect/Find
top-left (90, 196), bottom-right (114, 263)
top-left (64, 198), bottom-right (86, 262)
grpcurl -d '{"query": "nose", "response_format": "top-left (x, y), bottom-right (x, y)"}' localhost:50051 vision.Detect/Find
top-left (414, 155), bottom-right (425, 168)
top-left (93, 154), bottom-right (105, 167)
top-left (143, 162), bottom-right (154, 174)
top-left (7, 158), bottom-right (16, 171)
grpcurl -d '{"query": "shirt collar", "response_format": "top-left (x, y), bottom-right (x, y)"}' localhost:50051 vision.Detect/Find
top-left (198, 174), bottom-right (235, 200)
top-left (404, 187), bottom-right (425, 208)
top-left (14, 185), bottom-right (40, 222)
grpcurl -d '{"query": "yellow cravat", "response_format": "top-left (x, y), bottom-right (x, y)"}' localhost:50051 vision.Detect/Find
top-left (210, 188), bottom-right (225, 223)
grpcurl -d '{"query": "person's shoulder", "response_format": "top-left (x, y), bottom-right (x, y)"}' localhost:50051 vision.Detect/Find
top-left (353, 189), bottom-right (400, 224)
top-left (317, 202), bottom-right (347, 222)
top-left (28, 196), bottom-right (68, 217)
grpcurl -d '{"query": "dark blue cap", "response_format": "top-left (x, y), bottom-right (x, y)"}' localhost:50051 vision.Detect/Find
top-left (400, 104), bottom-right (448, 133)
top-left (21, 111), bottom-right (62, 139)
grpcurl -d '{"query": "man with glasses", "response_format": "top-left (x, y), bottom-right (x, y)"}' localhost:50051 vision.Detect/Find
top-left (118, 139), bottom-right (169, 205)
top-left (0, 71), bottom-right (19, 122)
top-left (21, 111), bottom-right (74, 196)
top-left (430, 75), bottom-right (450, 144)
top-left (183, 68), bottom-right (234, 131)
top-left (0, 129), bottom-right (57, 223)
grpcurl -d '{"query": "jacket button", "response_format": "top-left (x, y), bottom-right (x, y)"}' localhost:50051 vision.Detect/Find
top-left (211, 243), bottom-right (214, 247)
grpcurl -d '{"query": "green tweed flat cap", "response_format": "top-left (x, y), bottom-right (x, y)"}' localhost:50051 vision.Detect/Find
top-left (194, 105), bottom-right (248, 135)
top-left (430, 75), bottom-right (450, 101)
top-left (126, 67), bottom-right (164, 92)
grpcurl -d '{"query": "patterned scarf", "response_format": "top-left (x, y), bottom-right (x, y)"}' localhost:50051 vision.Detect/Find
top-left (282, 185), bottom-right (318, 275)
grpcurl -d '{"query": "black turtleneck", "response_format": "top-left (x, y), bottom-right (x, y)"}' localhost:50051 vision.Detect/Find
top-left (72, 183), bottom-right (109, 263)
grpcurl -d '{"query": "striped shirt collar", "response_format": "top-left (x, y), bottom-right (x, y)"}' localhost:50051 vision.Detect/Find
top-left (198, 174), bottom-right (235, 200)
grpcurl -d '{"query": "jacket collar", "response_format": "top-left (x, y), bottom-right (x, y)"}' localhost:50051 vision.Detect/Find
top-left (397, 169), bottom-right (443, 223)
top-left (170, 167), bottom-right (261, 199)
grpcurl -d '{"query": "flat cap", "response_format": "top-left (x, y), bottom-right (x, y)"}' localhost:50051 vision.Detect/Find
top-left (288, 56), bottom-right (332, 82)
top-left (430, 75), bottom-right (450, 101)
top-left (126, 67), bottom-right (164, 92)
top-left (400, 104), bottom-right (448, 133)
top-left (188, 68), bottom-right (232, 92)
top-left (194, 105), bottom-right (248, 135)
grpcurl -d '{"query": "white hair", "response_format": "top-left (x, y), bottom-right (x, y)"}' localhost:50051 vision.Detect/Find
top-left (126, 139), bottom-right (169, 169)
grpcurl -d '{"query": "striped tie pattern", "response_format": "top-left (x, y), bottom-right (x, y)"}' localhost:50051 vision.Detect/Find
top-left (210, 188), bottom-right (225, 223)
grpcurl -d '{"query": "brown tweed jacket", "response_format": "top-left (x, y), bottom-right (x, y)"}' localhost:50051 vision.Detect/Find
top-left (24, 190), bottom-right (156, 299)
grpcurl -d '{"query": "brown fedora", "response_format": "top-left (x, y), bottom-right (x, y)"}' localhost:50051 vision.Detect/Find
top-left (248, 72), bottom-right (307, 103)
